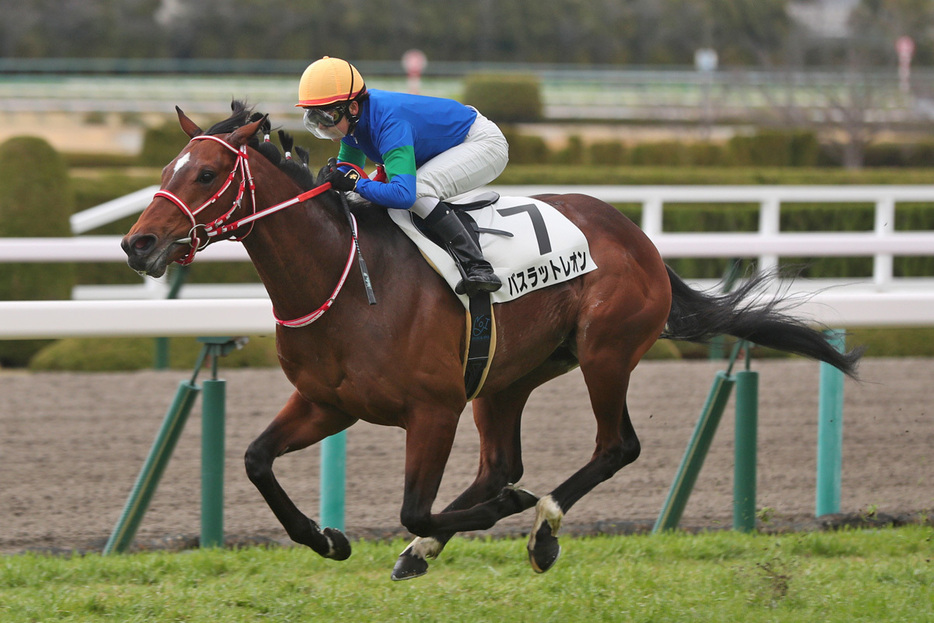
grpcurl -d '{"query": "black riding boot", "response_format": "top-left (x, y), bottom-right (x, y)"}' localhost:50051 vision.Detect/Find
top-left (423, 202), bottom-right (502, 297)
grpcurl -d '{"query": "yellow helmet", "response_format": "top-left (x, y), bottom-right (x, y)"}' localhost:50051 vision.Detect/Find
top-left (296, 56), bottom-right (366, 108)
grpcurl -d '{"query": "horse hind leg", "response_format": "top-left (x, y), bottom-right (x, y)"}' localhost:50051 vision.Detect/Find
top-left (392, 386), bottom-right (542, 580)
top-left (528, 353), bottom-right (645, 573)
top-left (528, 396), bottom-right (640, 573)
top-left (524, 260), bottom-right (668, 572)
top-left (244, 391), bottom-right (356, 560)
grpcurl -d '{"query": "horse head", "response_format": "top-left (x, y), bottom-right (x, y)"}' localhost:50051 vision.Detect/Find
top-left (122, 106), bottom-right (264, 277)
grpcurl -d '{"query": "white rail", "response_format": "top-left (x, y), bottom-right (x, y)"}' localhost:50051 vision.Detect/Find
top-left (0, 298), bottom-right (274, 339)
top-left (0, 184), bottom-right (932, 337)
top-left (69, 185), bottom-right (161, 234)
top-left (493, 184), bottom-right (934, 290)
top-left (3, 290), bottom-right (934, 340)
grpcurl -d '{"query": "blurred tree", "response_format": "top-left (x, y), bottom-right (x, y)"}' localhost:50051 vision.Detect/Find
top-left (0, 0), bottom-right (930, 69)
top-left (706, 0), bottom-right (792, 66)
top-left (0, 1), bottom-right (41, 56)
top-left (850, 0), bottom-right (934, 64)
top-left (753, 0), bottom-right (934, 169)
top-left (41, 0), bottom-right (112, 57)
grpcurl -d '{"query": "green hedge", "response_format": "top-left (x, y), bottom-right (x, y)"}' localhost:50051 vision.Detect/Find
top-left (102, 117), bottom-right (934, 172)
top-left (137, 119), bottom-right (344, 171)
top-left (462, 73), bottom-right (544, 123)
top-left (131, 116), bottom-right (934, 172)
top-left (496, 164), bottom-right (934, 185)
top-left (138, 121), bottom-right (191, 167)
top-left (501, 130), bottom-right (550, 164)
top-left (0, 136), bottom-right (75, 366)
top-left (727, 130), bottom-right (820, 167)
top-left (862, 141), bottom-right (934, 167)
top-left (68, 163), bottom-right (934, 288)
top-left (69, 163), bottom-right (934, 211)
top-left (71, 171), bottom-right (161, 213)
top-left (499, 129), bottom-right (934, 169)
top-left (30, 335), bottom-right (280, 371)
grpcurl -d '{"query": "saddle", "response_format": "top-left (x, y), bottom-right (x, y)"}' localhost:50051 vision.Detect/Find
top-left (389, 192), bottom-right (598, 399)
top-left (389, 193), bottom-right (597, 305)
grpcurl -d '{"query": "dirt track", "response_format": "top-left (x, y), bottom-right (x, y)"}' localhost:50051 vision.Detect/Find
top-left (1, 357), bottom-right (932, 555)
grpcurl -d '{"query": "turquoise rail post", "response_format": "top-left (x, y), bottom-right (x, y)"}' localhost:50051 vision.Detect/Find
top-left (197, 337), bottom-right (243, 548)
top-left (201, 365), bottom-right (225, 549)
top-left (103, 352), bottom-right (206, 554)
top-left (154, 265), bottom-right (191, 370)
top-left (733, 353), bottom-right (759, 532)
top-left (320, 431), bottom-right (347, 531)
top-left (653, 342), bottom-right (745, 532)
top-left (200, 379), bottom-right (225, 546)
top-left (816, 329), bottom-right (846, 517)
top-left (106, 337), bottom-right (244, 554)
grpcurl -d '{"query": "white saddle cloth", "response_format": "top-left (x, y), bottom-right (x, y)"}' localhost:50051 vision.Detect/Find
top-left (388, 195), bottom-right (598, 306)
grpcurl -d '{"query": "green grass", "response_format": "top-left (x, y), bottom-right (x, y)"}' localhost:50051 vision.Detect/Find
top-left (1, 527), bottom-right (931, 622)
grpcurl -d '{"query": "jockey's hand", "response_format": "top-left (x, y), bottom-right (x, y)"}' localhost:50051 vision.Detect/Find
top-left (326, 167), bottom-right (360, 192)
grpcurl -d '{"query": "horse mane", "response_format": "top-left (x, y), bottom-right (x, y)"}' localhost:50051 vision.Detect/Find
top-left (275, 128), bottom-right (319, 190)
top-left (207, 100), bottom-right (319, 191)
top-left (207, 100), bottom-right (256, 136)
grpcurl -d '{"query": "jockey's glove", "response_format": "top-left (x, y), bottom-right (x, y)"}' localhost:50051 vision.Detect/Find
top-left (326, 167), bottom-right (360, 192)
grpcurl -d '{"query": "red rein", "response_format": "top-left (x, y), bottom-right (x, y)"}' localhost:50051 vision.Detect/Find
top-left (154, 134), bottom-right (365, 328)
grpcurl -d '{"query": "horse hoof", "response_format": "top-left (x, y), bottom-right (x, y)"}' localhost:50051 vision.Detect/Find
top-left (322, 527), bottom-right (351, 561)
top-left (528, 523), bottom-right (561, 574)
top-left (391, 548), bottom-right (429, 581)
top-left (508, 485), bottom-right (539, 511)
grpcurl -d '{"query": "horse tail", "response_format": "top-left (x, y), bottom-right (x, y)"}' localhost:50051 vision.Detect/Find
top-left (662, 265), bottom-right (863, 378)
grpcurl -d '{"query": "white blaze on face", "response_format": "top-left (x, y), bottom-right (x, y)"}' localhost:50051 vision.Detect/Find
top-left (171, 152), bottom-right (191, 179)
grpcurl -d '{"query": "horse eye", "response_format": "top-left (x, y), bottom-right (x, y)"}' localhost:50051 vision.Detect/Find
top-left (197, 170), bottom-right (216, 184)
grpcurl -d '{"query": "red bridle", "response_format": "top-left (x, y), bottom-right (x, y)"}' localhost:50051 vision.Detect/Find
top-left (153, 135), bottom-right (258, 265)
top-left (152, 134), bottom-right (360, 328)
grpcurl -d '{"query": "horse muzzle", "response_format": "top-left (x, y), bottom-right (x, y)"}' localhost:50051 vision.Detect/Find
top-left (121, 232), bottom-right (180, 278)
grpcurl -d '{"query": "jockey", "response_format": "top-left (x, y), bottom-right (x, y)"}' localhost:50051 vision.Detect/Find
top-left (296, 56), bottom-right (508, 297)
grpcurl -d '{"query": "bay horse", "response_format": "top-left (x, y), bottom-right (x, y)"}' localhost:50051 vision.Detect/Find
top-left (122, 103), bottom-right (860, 580)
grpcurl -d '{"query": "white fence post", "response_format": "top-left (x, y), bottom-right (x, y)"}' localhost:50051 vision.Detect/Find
top-left (758, 194), bottom-right (781, 275)
top-left (874, 196), bottom-right (896, 290)
top-left (642, 195), bottom-right (664, 239)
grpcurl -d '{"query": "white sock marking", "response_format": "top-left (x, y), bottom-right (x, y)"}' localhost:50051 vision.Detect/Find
top-left (408, 536), bottom-right (443, 560)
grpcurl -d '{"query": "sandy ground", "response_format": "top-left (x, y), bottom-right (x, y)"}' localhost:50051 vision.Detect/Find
top-left (1, 357), bottom-right (932, 555)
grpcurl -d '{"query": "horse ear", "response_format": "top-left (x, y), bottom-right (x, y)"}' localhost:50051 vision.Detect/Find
top-left (227, 116), bottom-right (265, 149)
top-left (176, 106), bottom-right (203, 138)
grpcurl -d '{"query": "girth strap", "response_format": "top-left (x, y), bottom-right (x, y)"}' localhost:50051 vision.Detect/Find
top-left (464, 293), bottom-right (496, 400)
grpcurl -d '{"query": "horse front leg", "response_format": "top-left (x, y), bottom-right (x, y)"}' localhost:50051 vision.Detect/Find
top-left (244, 390), bottom-right (356, 560)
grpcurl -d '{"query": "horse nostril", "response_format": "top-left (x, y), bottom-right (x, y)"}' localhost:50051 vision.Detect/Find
top-left (122, 233), bottom-right (157, 257)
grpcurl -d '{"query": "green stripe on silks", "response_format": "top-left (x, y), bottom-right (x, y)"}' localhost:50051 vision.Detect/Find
top-left (464, 293), bottom-right (495, 400)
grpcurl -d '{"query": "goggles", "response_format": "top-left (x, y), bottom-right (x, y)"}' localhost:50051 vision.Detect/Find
top-left (303, 104), bottom-right (347, 128)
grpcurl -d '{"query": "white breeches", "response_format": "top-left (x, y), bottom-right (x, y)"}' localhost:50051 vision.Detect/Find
top-left (410, 110), bottom-right (509, 218)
